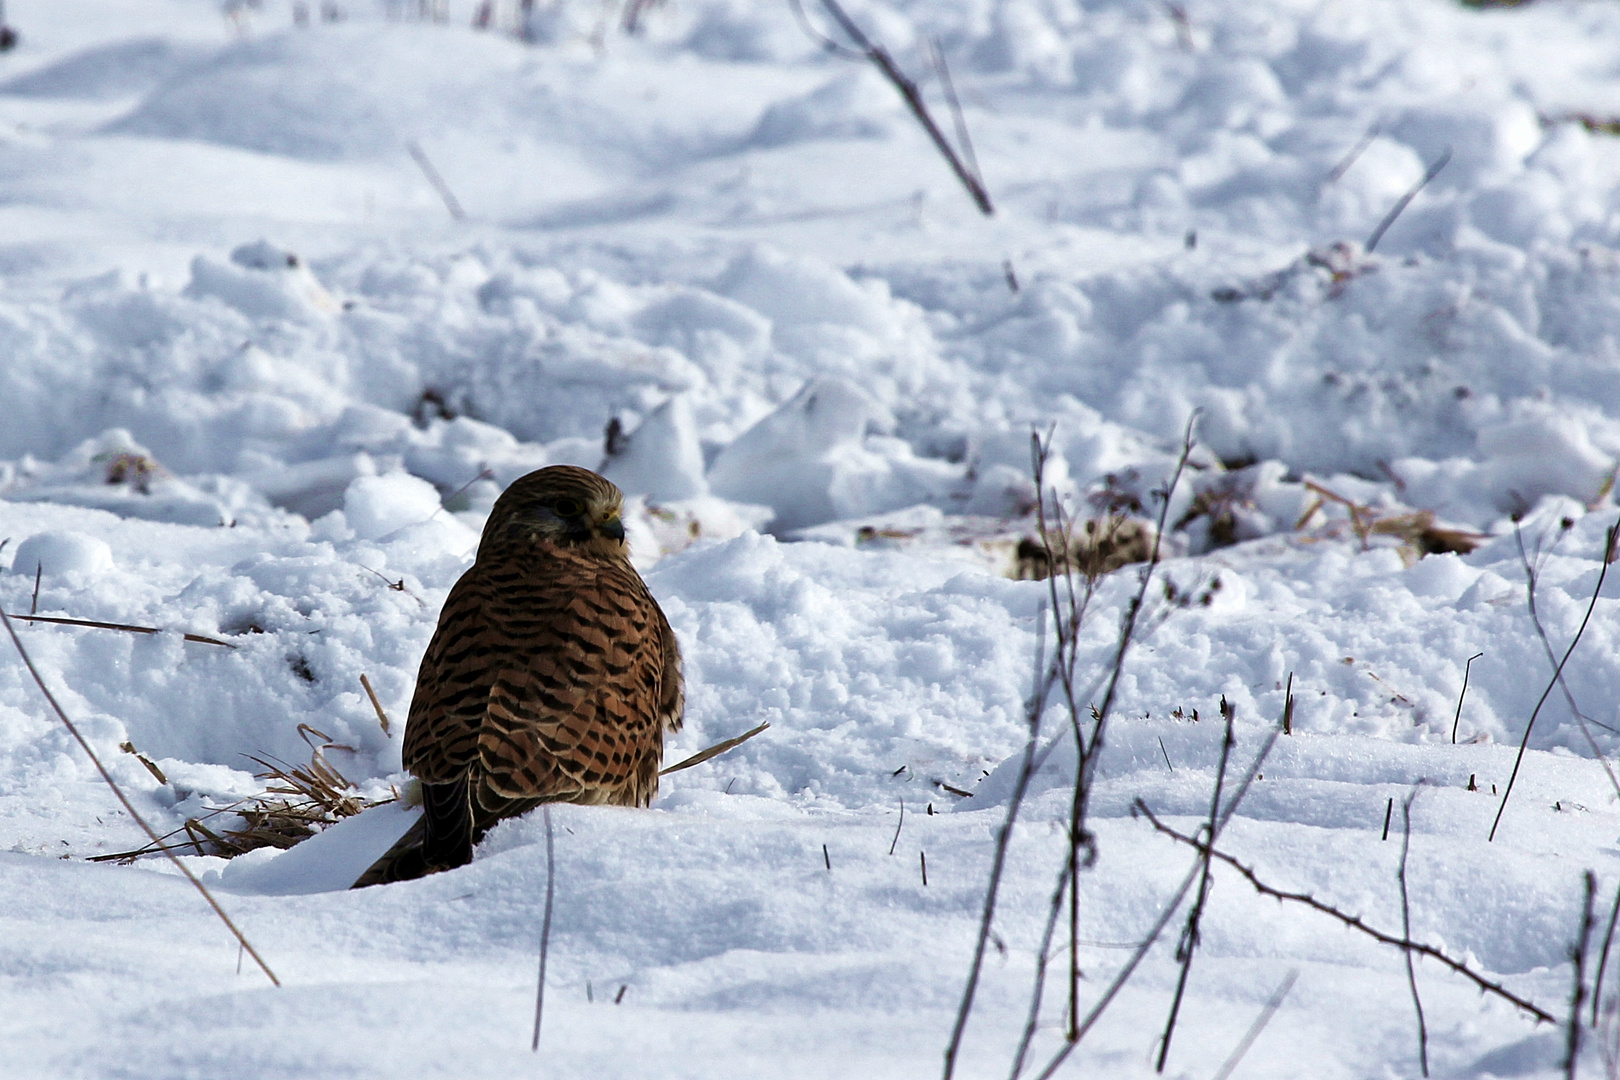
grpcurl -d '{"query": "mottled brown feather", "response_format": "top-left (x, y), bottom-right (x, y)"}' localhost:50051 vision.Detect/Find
top-left (356, 465), bottom-right (682, 887)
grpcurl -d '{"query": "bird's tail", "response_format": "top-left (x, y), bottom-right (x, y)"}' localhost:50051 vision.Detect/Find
top-left (351, 815), bottom-right (429, 888)
top-left (351, 779), bottom-right (475, 889)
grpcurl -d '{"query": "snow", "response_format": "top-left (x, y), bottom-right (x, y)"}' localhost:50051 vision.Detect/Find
top-left (0, 0), bottom-right (1619, 1075)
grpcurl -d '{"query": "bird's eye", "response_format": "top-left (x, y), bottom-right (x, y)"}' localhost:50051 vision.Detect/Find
top-left (552, 497), bottom-right (584, 518)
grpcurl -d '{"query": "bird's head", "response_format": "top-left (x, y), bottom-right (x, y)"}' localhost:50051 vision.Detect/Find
top-left (481, 466), bottom-right (629, 560)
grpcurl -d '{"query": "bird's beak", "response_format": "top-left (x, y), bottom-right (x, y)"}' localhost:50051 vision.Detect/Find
top-left (599, 516), bottom-right (626, 541)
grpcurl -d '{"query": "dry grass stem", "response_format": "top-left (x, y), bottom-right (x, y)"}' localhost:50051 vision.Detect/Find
top-left (1451, 652), bottom-right (1484, 743)
top-left (0, 604), bottom-right (279, 986)
top-left (1212, 970), bottom-right (1298, 1080)
top-left (1300, 479), bottom-right (1483, 557)
top-left (407, 139), bottom-right (466, 220)
top-left (359, 673), bottom-right (393, 736)
top-left (119, 740), bottom-right (169, 784)
top-left (659, 721), bottom-right (769, 776)
top-left (531, 805), bottom-right (556, 1052)
top-left (11, 612), bottom-right (235, 647)
top-left (1366, 147), bottom-right (1452, 253)
top-left (1592, 876), bottom-right (1620, 1029)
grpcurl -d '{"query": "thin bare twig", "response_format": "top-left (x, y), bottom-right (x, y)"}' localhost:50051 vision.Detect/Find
top-left (943, 601), bottom-right (1048, 1080)
top-left (1211, 970), bottom-right (1299, 1080)
top-left (439, 467), bottom-right (495, 514)
top-left (1326, 123), bottom-right (1380, 185)
top-left (0, 605), bottom-right (279, 986)
top-left (532, 805), bottom-right (556, 1051)
top-left (889, 797), bottom-right (905, 856)
top-left (1061, 413), bottom-right (1201, 1034)
top-left (1491, 524), bottom-right (1618, 841)
top-left (784, 0), bottom-right (862, 57)
top-left (1009, 855), bottom-right (1071, 1079)
top-left (407, 140), bottom-right (466, 221)
top-left (1451, 652), bottom-right (1483, 743)
top-left (1155, 697), bottom-right (1236, 1071)
top-left (1399, 786), bottom-right (1430, 1077)
top-left (1139, 804), bottom-right (1556, 1023)
top-left (929, 37), bottom-right (980, 193)
top-left (1365, 147), bottom-right (1451, 253)
top-left (1027, 716), bottom-right (1285, 1080)
top-left (1515, 524), bottom-right (1620, 797)
top-left (1282, 671), bottom-right (1294, 735)
top-left (1007, 415), bottom-right (1206, 1080)
top-left (1570, 871), bottom-right (1597, 1079)
top-left (812, 0), bottom-right (993, 215)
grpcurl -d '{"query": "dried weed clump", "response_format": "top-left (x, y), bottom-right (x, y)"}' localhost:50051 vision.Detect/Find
top-left (94, 723), bottom-right (388, 864)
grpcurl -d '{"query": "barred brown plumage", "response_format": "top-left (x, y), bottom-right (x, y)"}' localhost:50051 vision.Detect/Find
top-left (353, 465), bottom-right (683, 887)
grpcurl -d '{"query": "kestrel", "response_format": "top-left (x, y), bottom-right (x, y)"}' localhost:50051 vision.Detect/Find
top-left (354, 466), bottom-right (683, 887)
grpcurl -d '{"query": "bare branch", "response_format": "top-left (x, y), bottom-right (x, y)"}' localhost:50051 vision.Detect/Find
top-left (1027, 706), bottom-right (1286, 1080)
top-left (811, 0), bottom-right (993, 215)
top-left (1009, 853), bottom-right (1071, 1079)
top-left (1139, 803), bottom-right (1556, 1024)
top-left (1516, 525), bottom-right (1620, 794)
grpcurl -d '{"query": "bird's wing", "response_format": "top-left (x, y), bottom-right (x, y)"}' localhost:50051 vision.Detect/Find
top-left (402, 571), bottom-right (501, 783)
top-left (477, 564), bottom-right (671, 806)
top-left (655, 602), bottom-right (684, 734)
top-left (404, 558), bottom-right (675, 806)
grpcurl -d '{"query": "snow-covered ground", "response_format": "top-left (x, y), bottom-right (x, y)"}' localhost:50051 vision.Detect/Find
top-left (3, 0), bottom-right (1620, 1075)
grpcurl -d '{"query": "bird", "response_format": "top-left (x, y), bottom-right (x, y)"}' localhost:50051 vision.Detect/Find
top-left (354, 465), bottom-right (683, 887)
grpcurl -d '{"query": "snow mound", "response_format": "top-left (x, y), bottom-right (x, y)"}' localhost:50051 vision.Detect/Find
top-left (10, 530), bottom-right (115, 579)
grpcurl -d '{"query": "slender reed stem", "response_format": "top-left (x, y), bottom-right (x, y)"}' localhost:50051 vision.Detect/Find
top-left (531, 805), bottom-right (556, 1051)
top-left (1155, 698), bottom-right (1235, 1071)
top-left (1211, 970), bottom-right (1299, 1080)
top-left (1399, 787), bottom-right (1429, 1077)
top-left (0, 604), bottom-right (278, 985)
